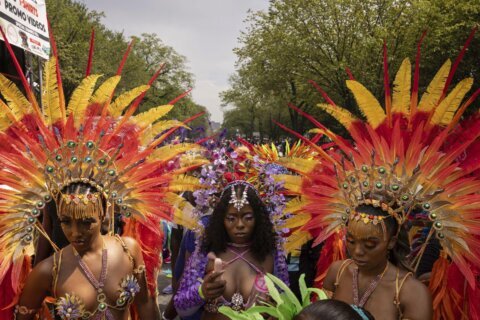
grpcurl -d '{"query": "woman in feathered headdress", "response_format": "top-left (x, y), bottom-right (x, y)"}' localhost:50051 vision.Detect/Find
top-left (275, 31), bottom-right (480, 320)
top-left (0, 30), bottom-right (207, 319)
top-left (173, 151), bottom-right (289, 319)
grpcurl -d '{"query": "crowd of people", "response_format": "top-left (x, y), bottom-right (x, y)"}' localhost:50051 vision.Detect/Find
top-left (1, 26), bottom-right (480, 320)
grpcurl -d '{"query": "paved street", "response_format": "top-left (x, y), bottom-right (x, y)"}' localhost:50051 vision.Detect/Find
top-left (157, 261), bottom-right (174, 314)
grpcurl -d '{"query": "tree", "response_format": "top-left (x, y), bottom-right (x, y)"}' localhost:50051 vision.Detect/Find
top-left (45, 0), bottom-right (209, 135)
top-left (222, 0), bottom-right (480, 138)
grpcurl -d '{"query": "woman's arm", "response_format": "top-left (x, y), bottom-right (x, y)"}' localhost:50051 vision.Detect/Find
top-left (123, 237), bottom-right (161, 320)
top-left (400, 277), bottom-right (433, 320)
top-left (15, 257), bottom-right (53, 320)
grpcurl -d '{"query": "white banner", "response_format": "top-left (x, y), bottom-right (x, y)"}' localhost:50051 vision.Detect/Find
top-left (0, 0), bottom-right (50, 59)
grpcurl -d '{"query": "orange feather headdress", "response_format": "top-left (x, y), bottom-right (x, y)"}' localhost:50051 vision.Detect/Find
top-left (277, 31), bottom-right (480, 319)
top-left (0, 29), bottom-right (207, 315)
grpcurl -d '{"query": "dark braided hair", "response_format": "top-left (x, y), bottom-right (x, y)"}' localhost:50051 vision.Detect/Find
top-left (202, 183), bottom-right (275, 262)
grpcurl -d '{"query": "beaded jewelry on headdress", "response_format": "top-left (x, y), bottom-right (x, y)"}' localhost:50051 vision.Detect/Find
top-left (229, 185), bottom-right (249, 211)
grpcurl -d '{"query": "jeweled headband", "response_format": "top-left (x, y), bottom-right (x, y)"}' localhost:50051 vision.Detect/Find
top-left (221, 180), bottom-right (260, 211)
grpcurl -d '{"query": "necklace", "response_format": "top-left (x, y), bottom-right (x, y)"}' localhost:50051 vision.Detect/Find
top-left (226, 242), bottom-right (252, 248)
top-left (72, 242), bottom-right (109, 314)
top-left (352, 262), bottom-right (389, 307)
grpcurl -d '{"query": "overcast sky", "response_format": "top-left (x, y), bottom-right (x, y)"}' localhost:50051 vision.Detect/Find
top-left (80, 0), bottom-right (270, 123)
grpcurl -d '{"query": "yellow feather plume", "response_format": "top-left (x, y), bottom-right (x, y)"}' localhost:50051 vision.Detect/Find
top-left (392, 58), bottom-right (411, 114)
top-left (178, 158), bottom-right (210, 171)
top-left (41, 57), bottom-right (61, 126)
top-left (346, 80), bottom-right (386, 128)
top-left (418, 60), bottom-right (451, 112)
top-left (317, 103), bottom-right (358, 129)
top-left (66, 75), bottom-right (101, 126)
top-left (167, 175), bottom-right (203, 192)
top-left (0, 97), bottom-right (18, 126)
top-left (109, 85), bottom-right (150, 117)
top-left (307, 127), bottom-right (339, 143)
top-left (277, 158), bottom-right (316, 174)
top-left (172, 205), bottom-right (197, 230)
top-left (0, 74), bottom-right (31, 117)
top-left (286, 197), bottom-right (310, 214)
top-left (149, 143), bottom-right (204, 162)
top-left (275, 174), bottom-right (302, 193)
top-left (141, 120), bottom-right (190, 145)
top-left (165, 192), bottom-right (198, 230)
top-left (131, 105), bottom-right (174, 129)
top-left (285, 230), bottom-right (313, 254)
top-left (284, 213), bottom-right (312, 229)
top-left (431, 78), bottom-right (473, 126)
top-left (89, 75), bottom-right (121, 106)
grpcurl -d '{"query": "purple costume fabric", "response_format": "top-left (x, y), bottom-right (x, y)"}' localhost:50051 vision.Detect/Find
top-left (174, 245), bottom-right (208, 317)
top-left (173, 236), bottom-right (289, 317)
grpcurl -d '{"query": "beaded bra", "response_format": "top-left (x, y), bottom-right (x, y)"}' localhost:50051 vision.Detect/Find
top-left (204, 245), bottom-right (268, 313)
top-left (53, 237), bottom-right (144, 320)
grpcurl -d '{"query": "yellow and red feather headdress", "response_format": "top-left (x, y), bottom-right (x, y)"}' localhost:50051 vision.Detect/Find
top-left (277, 31), bottom-right (480, 319)
top-left (0, 29), bottom-right (207, 315)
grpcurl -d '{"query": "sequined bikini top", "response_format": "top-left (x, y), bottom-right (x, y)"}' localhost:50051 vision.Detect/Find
top-left (52, 236), bottom-right (145, 320)
top-left (204, 246), bottom-right (268, 313)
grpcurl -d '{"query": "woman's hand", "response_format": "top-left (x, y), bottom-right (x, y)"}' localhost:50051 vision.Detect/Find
top-left (201, 270), bottom-right (226, 300)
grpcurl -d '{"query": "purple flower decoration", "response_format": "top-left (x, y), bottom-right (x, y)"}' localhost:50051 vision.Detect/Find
top-left (120, 275), bottom-right (140, 300)
top-left (55, 294), bottom-right (84, 320)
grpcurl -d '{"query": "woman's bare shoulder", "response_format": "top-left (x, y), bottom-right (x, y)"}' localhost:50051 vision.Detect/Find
top-left (399, 274), bottom-right (432, 319)
top-left (323, 259), bottom-right (351, 289)
top-left (25, 254), bottom-right (55, 291)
